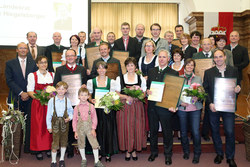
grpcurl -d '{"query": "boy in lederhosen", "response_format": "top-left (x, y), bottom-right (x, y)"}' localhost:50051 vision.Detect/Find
top-left (72, 88), bottom-right (105, 167)
top-left (46, 81), bottom-right (73, 167)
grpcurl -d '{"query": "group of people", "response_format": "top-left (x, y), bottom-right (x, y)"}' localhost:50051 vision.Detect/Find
top-left (5, 22), bottom-right (249, 167)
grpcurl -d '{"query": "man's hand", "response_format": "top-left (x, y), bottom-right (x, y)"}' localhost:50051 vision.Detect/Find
top-left (74, 132), bottom-right (78, 139)
top-left (91, 129), bottom-right (96, 137)
top-left (48, 129), bottom-right (52, 133)
top-left (234, 85), bottom-right (241, 93)
top-left (209, 103), bottom-right (216, 112)
top-left (21, 92), bottom-right (29, 101)
top-left (64, 117), bottom-right (70, 123)
top-left (169, 107), bottom-right (178, 113)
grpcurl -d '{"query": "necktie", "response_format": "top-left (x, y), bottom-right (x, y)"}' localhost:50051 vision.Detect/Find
top-left (124, 38), bottom-right (127, 51)
top-left (205, 53), bottom-right (209, 57)
top-left (31, 45), bottom-right (35, 60)
top-left (21, 59), bottom-right (26, 78)
top-left (159, 69), bottom-right (163, 73)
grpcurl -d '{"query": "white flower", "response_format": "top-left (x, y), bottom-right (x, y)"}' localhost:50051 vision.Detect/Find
top-left (46, 86), bottom-right (56, 93)
top-left (2, 110), bottom-right (7, 115)
top-left (5, 115), bottom-right (11, 120)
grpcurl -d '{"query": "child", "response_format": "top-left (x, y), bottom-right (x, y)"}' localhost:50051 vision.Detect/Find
top-left (46, 81), bottom-right (73, 167)
top-left (72, 88), bottom-right (105, 167)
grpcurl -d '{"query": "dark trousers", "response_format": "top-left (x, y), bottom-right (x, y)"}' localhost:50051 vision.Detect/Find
top-left (209, 110), bottom-right (235, 159)
top-left (177, 110), bottom-right (201, 156)
top-left (148, 104), bottom-right (173, 157)
top-left (201, 104), bottom-right (211, 136)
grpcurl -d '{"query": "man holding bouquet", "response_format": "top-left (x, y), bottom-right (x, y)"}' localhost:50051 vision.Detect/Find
top-left (203, 49), bottom-right (241, 167)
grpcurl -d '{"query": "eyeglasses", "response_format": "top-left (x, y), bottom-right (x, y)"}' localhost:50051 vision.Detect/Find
top-left (145, 45), bottom-right (153, 48)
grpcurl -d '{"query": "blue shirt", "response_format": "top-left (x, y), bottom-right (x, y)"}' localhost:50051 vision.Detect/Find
top-left (46, 95), bottom-right (74, 129)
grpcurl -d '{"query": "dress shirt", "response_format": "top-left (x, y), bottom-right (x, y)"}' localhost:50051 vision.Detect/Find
top-left (101, 56), bottom-right (110, 62)
top-left (46, 96), bottom-right (73, 129)
top-left (202, 51), bottom-right (212, 58)
top-left (115, 73), bottom-right (147, 92)
top-left (27, 70), bottom-right (54, 92)
top-left (122, 36), bottom-right (129, 50)
top-left (72, 102), bottom-right (97, 131)
top-left (28, 43), bottom-right (37, 58)
top-left (86, 77), bottom-right (116, 94)
top-left (18, 56), bottom-right (27, 66)
top-left (230, 44), bottom-right (238, 51)
top-left (159, 65), bottom-right (168, 72)
top-left (216, 66), bottom-right (226, 77)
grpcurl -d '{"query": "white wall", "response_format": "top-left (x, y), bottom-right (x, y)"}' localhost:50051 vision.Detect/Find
top-left (92, 0), bottom-right (250, 33)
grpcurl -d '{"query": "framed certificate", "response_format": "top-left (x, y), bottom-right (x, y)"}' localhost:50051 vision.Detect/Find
top-left (61, 73), bottom-right (82, 106)
top-left (148, 81), bottom-right (165, 102)
top-left (156, 75), bottom-right (185, 109)
top-left (112, 50), bottom-right (129, 74)
top-left (86, 47), bottom-right (101, 71)
top-left (194, 58), bottom-right (214, 81)
top-left (52, 52), bottom-right (63, 71)
top-left (95, 89), bottom-right (109, 108)
top-left (214, 77), bottom-right (237, 112)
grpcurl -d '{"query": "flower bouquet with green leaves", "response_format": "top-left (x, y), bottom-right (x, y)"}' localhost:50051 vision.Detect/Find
top-left (123, 85), bottom-right (145, 103)
top-left (99, 92), bottom-right (124, 114)
top-left (183, 83), bottom-right (207, 103)
top-left (33, 85), bottom-right (57, 105)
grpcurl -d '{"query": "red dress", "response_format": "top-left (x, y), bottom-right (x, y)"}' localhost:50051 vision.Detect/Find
top-left (30, 72), bottom-right (53, 151)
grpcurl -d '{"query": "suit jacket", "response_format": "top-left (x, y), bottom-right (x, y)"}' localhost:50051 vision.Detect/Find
top-left (45, 44), bottom-right (67, 72)
top-left (90, 57), bottom-right (122, 79)
top-left (225, 44), bottom-right (249, 80)
top-left (134, 36), bottom-right (149, 57)
top-left (147, 67), bottom-right (179, 107)
top-left (27, 44), bottom-right (46, 60)
top-left (182, 45), bottom-right (197, 60)
top-left (113, 36), bottom-right (140, 62)
top-left (193, 51), bottom-right (214, 59)
top-left (203, 65), bottom-right (240, 106)
top-left (141, 38), bottom-right (169, 57)
top-left (53, 65), bottom-right (88, 86)
top-left (5, 56), bottom-right (38, 105)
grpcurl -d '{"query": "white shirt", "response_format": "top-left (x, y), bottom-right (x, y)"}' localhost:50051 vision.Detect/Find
top-left (159, 65), bottom-right (168, 71)
top-left (86, 76), bottom-right (116, 94)
top-left (138, 55), bottom-right (159, 71)
top-left (115, 73), bottom-right (147, 92)
top-left (27, 70), bottom-right (54, 92)
top-left (67, 63), bottom-right (76, 69)
top-left (202, 51), bottom-right (212, 58)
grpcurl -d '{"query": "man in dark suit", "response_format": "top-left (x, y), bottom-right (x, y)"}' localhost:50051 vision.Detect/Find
top-left (203, 49), bottom-right (241, 167)
top-left (87, 27), bottom-right (105, 47)
top-left (193, 38), bottom-right (213, 142)
top-left (107, 32), bottom-right (116, 56)
top-left (113, 22), bottom-right (140, 62)
top-left (45, 32), bottom-right (67, 72)
top-left (26, 31), bottom-right (45, 60)
top-left (147, 50), bottom-right (179, 165)
top-left (53, 49), bottom-right (88, 158)
top-left (172, 24), bottom-right (183, 48)
top-left (5, 42), bottom-right (38, 153)
top-left (164, 30), bottom-right (179, 65)
top-left (134, 24), bottom-right (148, 57)
top-left (91, 42), bottom-right (122, 78)
top-left (224, 31), bottom-right (249, 81)
top-left (141, 23), bottom-right (169, 58)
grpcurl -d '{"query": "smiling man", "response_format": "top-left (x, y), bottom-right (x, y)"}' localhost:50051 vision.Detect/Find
top-left (203, 49), bottom-right (241, 167)
top-left (26, 31), bottom-right (45, 60)
top-left (90, 42), bottom-right (122, 78)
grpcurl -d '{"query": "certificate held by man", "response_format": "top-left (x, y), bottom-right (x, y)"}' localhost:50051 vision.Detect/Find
top-left (214, 77), bottom-right (237, 112)
top-left (95, 89), bottom-right (109, 108)
top-left (148, 81), bottom-right (165, 102)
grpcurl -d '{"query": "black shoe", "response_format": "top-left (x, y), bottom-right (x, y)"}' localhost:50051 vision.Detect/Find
top-left (165, 157), bottom-right (172, 165)
top-left (202, 135), bottom-right (210, 142)
top-left (227, 159), bottom-right (237, 167)
top-left (192, 156), bottom-right (200, 164)
top-left (214, 154), bottom-right (224, 164)
top-left (46, 151), bottom-right (51, 158)
top-left (183, 153), bottom-right (189, 160)
top-left (36, 153), bottom-right (43, 160)
top-left (132, 156), bottom-right (138, 161)
top-left (50, 162), bottom-right (57, 167)
top-left (59, 160), bottom-right (65, 167)
top-left (148, 154), bottom-right (158, 162)
top-left (105, 156), bottom-right (111, 162)
top-left (125, 156), bottom-right (130, 161)
top-left (67, 152), bottom-right (74, 159)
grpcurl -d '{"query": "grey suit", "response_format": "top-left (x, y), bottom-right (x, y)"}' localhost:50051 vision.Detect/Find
top-left (141, 38), bottom-right (169, 57)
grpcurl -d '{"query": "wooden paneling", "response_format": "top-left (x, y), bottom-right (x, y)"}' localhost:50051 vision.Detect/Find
top-left (0, 48), bottom-right (17, 94)
top-left (185, 10), bottom-right (250, 95)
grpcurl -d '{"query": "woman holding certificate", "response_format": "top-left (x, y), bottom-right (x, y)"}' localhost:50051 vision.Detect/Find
top-left (87, 61), bottom-right (118, 162)
top-left (178, 58), bottom-right (203, 164)
top-left (170, 48), bottom-right (185, 76)
top-left (115, 57), bottom-right (147, 161)
top-left (138, 40), bottom-right (158, 80)
top-left (61, 35), bottom-right (85, 66)
top-left (180, 33), bottom-right (197, 60)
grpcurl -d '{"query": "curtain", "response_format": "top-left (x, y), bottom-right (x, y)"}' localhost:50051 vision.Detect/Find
top-left (91, 3), bottom-right (178, 40)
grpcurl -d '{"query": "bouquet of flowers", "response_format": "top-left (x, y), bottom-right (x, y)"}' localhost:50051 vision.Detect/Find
top-left (33, 86), bottom-right (57, 105)
top-left (183, 83), bottom-right (207, 103)
top-left (99, 92), bottom-right (124, 114)
top-left (123, 85), bottom-right (145, 103)
top-left (0, 100), bottom-right (26, 164)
